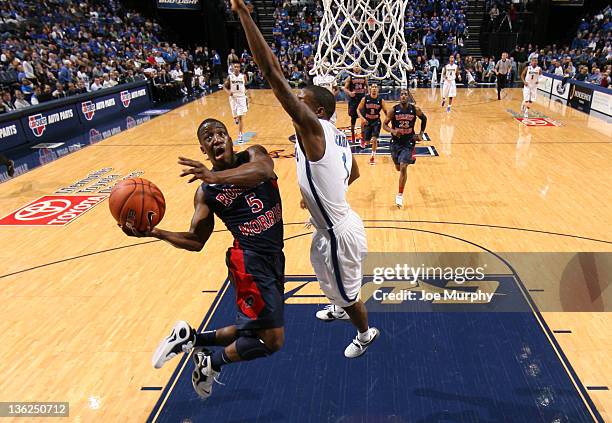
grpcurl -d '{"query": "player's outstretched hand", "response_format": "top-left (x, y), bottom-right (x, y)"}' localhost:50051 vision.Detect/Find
top-left (230, 0), bottom-right (249, 13)
top-left (179, 157), bottom-right (216, 184)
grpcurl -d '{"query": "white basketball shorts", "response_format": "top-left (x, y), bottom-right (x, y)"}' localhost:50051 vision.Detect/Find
top-left (442, 80), bottom-right (457, 98)
top-left (310, 210), bottom-right (367, 308)
top-left (230, 96), bottom-right (248, 118)
top-left (523, 86), bottom-right (537, 103)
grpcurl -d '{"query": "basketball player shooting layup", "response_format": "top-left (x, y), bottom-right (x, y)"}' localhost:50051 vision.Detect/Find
top-left (224, 62), bottom-right (249, 143)
top-left (441, 55), bottom-right (461, 113)
top-left (232, 0), bottom-right (379, 358)
top-left (383, 88), bottom-right (427, 209)
top-left (121, 119), bottom-right (285, 400)
top-left (521, 56), bottom-right (541, 118)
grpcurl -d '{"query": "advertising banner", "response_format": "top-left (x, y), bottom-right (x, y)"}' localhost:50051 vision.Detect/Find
top-left (157, 0), bottom-right (201, 10)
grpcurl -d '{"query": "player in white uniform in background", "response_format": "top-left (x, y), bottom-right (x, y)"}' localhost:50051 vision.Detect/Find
top-left (312, 73), bottom-right (339, 125)
top-left (441, 55), bottom-right (461, 113)
top-left (232, 0), bottom-right (379, 358)
top-left (521, 56), bottom-right (541, 118)
top-left (224, 63), bottom-right (249, 143)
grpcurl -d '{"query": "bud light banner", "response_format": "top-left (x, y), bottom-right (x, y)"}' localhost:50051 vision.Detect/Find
top-left (22, 105), bottom-right (79, 143)
top-left (0, 120), bottom-right (26, 150)
top-left (568, 84), bottom-right (593, 114)
top-left (157, 0), bottom-right (201, 10)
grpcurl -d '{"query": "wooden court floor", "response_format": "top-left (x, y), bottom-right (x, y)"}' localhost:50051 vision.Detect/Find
top-left (0, 88), bottom-right (610, 422)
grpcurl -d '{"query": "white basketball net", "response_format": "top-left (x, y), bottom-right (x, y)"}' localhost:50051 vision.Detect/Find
top-left (311, 0), bottom-right (413, 85)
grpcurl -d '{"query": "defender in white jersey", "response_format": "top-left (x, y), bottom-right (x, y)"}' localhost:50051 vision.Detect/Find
top-left (521, 56), bottom-right (541, 118)
top-left (224, 63), bottom-right (249, 142)
top-left (441, 55), bottom-right (461, 113)
top-left (312, 73), bottom-right (339, 125)
top-left (232, 0), bottom-right (379, 359)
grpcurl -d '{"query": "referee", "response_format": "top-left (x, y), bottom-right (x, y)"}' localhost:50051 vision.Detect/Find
top-left (494, 52), bottom-right (512, 100)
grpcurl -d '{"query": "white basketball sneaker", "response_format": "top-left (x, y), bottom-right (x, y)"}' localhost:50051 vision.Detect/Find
top-left (192, 351), bottom-right (221, 399)
top-left (344, 327), bottom-right (380, 358)
top-left (152, 321), bottom-right (195, 369)
top-left (316, 304), bottom-right (350, 321)
top-left (395, 194), bottom-right (403, 209)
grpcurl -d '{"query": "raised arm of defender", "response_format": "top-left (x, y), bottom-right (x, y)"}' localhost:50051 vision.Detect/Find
top-left (231, 0), bottom-right (325, 161)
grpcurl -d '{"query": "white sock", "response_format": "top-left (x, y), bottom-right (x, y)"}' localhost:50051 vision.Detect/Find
top-left (358, 328), bottom-right (371, 343)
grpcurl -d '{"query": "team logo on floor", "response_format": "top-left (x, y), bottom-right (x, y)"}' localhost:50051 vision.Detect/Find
top-left (506, 109), bottom-right (562, 127)
top-left (336, 126), bottom-right (432, 143)
top-left (28, 114), bottom-right (47, 137)
top-left (0, 168), bottom-right (144, 226)
top-left (288, 128), bottom-right (437, 157)
top-left (515, 117), bottom-right (562, 127)
top-left (0, 195), bottom-right (108, 226)
top-left (81, 101), bottom-right (96, 121)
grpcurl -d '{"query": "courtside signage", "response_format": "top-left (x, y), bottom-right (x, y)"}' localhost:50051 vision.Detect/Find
top-left (0, 195), bottom-right (107, 226)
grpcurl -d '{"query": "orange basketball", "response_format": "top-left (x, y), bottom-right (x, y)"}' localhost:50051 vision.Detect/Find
top-left (109, 178), bottom-right (166, 232)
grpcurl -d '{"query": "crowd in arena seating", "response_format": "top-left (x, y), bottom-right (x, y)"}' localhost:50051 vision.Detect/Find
top-left (259, 0), bottom-right (471, 88)
top-left (0, 0), bottom-right (223, 114)
top-left (1, 0), bottom-right (608, 115)
top-left (510, 6), bottom-right (611, 87)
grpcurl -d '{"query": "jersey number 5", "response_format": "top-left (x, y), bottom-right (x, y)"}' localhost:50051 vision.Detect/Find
top-left (245, 193), bottom-right (263, 213)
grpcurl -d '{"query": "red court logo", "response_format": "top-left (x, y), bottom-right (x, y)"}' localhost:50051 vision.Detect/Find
top-left (82, 101), bottom-right (96, 121)
top-left (0, 195), bottom-right (108, 226)
top-left (28, 114), bottom-right (47, 137)
top-left (516, 118), bottom-right (561, 127)
top-left (120, 91), bottom-right (131, 108)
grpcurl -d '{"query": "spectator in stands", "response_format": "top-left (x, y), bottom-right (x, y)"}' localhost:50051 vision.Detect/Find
top-left (227, 49), bottom-right (240, 72)
top-left (13, 90), bottom-right (30, 109)
top-left (90, 77), bottom-right (103, 92)
top-left (289, 65), bottom-right (304, 88)
top-left (38, 85), bottom-right (54, 103)
top-left (587, 68), bottom-right (602, 84)
top-left (574, 66), bottom-right (588, 81)
top-left (563, 58), bottom-right (576, 78)
top-left (30, 86), bottom-right (42, 105)
top-left (0, 92), bottom-right (15, 114)
top-left (600, 71), bottom-right (610, 87)
top-left (58, 61), bottom-right (73, 85)
top-left (52, 83), bottom-right (68, 99)
top-left (21, 78), bottom-right (34, 100)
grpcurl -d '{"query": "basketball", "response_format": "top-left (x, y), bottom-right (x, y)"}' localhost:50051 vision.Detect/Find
top-left (109, 178), bottom-right (166, 232)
